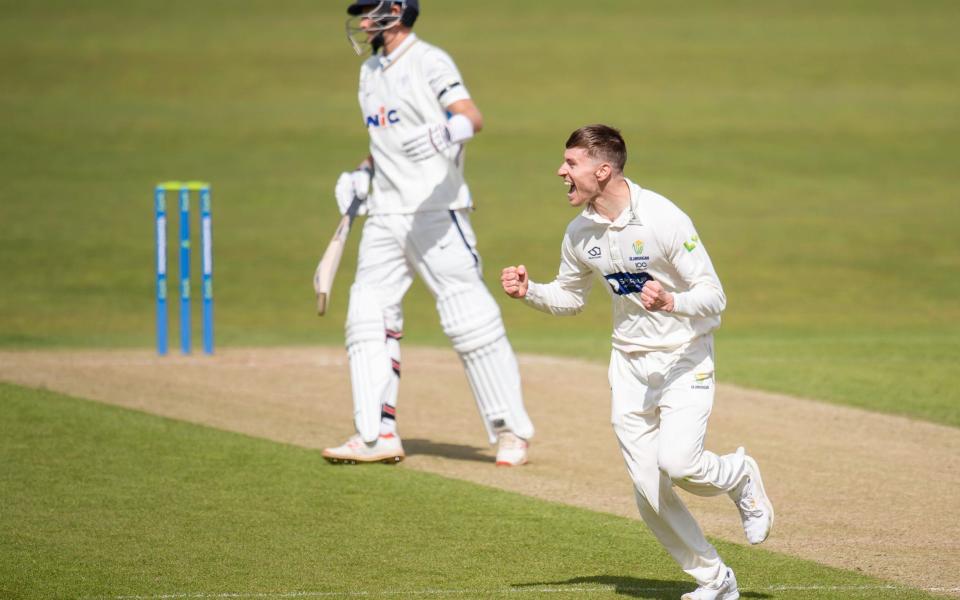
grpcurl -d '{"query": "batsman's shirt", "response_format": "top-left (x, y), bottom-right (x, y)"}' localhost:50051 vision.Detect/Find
top-left (358, 33), bottom-right (472, 214)
top-left (524, 179), bottom-right (726, 353)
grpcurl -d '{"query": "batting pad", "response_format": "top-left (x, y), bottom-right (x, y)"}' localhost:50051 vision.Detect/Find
top-left (345, 284), bottom-right (392, 443)
top-left (437, 284), bottom-right (505, 354)
top-left (462, 336), bottom-right (535, 444)
top-left (437, 285), bottom-right (534, 443)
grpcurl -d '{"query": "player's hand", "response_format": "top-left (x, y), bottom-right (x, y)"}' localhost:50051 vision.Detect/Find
top-left (500, 265), bottom-right (529, 299)
top-left (401, 123), bottom-right (451, 161)
top-left (334, 170), bottom-right (370, 215)
top-left (639, 279), bottom-right (675, 312)
top-left (350, 168), bottom-right (371, 201)
top-left (401, 114), bottom-right (475, 162)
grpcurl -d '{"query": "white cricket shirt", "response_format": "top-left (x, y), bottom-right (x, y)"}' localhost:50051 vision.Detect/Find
top-left (358, 33), bottom-right (473, 214)
top-left (524, 179), bottom-right (726, 353)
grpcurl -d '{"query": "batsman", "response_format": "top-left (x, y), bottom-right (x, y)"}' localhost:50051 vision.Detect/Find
top-left (322, 0), bottom-right (534, 466)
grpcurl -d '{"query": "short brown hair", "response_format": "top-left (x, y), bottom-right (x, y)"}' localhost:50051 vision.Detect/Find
top-left (565, 124), bottom-right (627, 173)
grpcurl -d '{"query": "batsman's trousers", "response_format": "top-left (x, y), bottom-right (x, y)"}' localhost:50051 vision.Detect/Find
top-left (348, 208), bottom-right (533, 443)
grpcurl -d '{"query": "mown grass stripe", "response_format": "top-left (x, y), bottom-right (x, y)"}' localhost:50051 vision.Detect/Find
top-left (1, 383), bottom-right (941, 600)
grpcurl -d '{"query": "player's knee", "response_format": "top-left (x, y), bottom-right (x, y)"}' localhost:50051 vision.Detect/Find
top-left (437, 284), bottom-right (505, 354)
top-left (658, 447), bottom-right (702, 482)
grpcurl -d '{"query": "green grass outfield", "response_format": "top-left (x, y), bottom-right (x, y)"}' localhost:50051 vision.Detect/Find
top-left (1, 0), bottom-right (958, 426)
top-left (0, 382), bottom-right (945, 600)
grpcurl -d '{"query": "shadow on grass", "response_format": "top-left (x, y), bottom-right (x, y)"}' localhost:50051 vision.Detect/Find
top-left (513, 575), bottom-right (771, 599)
top-left (403, 438), bottom-right (491, 463)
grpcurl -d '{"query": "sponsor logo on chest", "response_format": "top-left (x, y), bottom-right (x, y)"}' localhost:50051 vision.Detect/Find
top-left (365, 106), bottom-right (400, 128)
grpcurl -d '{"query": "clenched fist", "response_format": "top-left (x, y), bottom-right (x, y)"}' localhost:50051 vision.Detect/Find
top-left (640, 279), bottom-right (675, 312)
top-left (501, 265), bottom-right (529, 298)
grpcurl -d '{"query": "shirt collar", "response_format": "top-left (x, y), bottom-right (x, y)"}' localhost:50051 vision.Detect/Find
top-left (580, 178), bottom-right (644, 228)
top-left (378, 33), bottom-right (418, 69)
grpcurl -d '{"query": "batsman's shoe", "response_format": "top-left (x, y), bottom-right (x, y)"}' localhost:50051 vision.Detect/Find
top-left (322, 433), bottom-right (405, 465)
top-left (681, 568), bottom-right (739, 600)
top-left (495, 432), bottom-right (529, 467)
top-left (730, 449), bottom-right (774, 544)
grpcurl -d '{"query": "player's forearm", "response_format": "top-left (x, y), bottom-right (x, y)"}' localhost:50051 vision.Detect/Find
top-left (522, 281), bottom-right (587, 316)
top-left (668, 228), bottom-right (725, 317)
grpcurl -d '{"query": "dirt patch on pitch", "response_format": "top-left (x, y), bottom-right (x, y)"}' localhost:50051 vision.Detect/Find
top-left (2, 346), bottom-right (958, 594)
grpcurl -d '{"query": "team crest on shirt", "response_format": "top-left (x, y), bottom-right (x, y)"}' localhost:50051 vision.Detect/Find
top-left (365, 106), bottom-right (400, 128)
top-left (628, 239), bottom-right (650, 270)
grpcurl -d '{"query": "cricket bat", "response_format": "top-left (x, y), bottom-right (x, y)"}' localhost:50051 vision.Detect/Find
top-left (314, 196), bottom-right (363, 316)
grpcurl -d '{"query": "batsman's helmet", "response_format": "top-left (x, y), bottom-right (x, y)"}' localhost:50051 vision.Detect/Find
top-left (346, 0), bottom-right (419, 55)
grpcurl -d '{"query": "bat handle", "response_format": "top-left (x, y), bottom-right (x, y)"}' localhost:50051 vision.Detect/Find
top-left (346, 195), bottom-right (363, 224)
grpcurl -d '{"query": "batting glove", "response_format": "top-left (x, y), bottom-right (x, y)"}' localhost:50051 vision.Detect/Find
top-left (400, 113), bottom-right (474, 162)
top-left (334, 168), bottom-right (371, 215)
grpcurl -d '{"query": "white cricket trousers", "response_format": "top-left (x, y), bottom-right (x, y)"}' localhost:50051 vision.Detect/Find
top-left (353, 210), bottom-right (486, 337)
top-left (346, 208), bottom-right (533, 443)
top-left (610, 334), bottom-right (747, 587)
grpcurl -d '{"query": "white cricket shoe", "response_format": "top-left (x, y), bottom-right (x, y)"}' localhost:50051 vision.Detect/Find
top-left (730, 450), bottom-right (774, 544)
top-left (495, 432), bottom-right (529, 467)
top-left (322, 433), bottom-right (405, 464)
top-left (681, 568), bottom-right (739, 600)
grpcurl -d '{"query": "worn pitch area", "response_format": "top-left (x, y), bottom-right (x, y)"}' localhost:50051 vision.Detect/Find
top-left (1, 346), bottom-right (957, 594)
